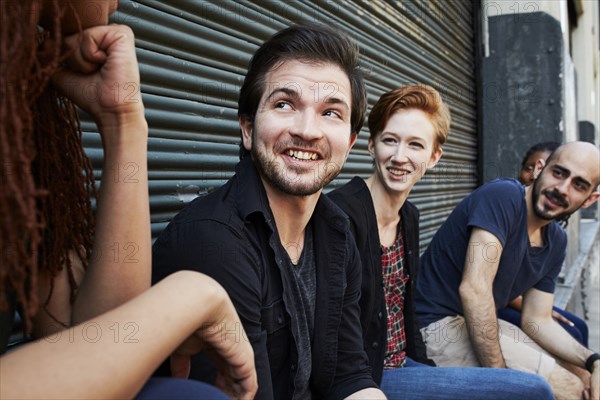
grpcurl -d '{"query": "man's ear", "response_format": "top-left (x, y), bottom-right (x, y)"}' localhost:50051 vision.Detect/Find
top-left (532, 158), bottom-right (546, 180)
top-left (239, 116), bottom-right (253, 151)
top-left (581, 192), bottom-right (600, 209)
top-left (428, 147), bottom-right (443, 169)
top-left (344, 132), bottom-right (358, 158)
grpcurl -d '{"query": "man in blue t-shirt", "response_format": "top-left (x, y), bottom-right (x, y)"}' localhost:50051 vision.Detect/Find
top-left (415, 141), bottom-right (600, 400)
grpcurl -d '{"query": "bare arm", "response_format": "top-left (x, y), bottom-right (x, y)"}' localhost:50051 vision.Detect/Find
top-left (1, 271), bottom-right (257, 400)
top-left (458, 228), bottom-right (506, 368)
top-left (346, 388), bottom-right (387, 399)
top-left (508, 295), bottom-right (573, 326)
top-left (51, 24), bottom-right (151, 323)
top-left (508, 296), bottom-right (523, 310)
top-left (521, 287), bottom-right (598, 398)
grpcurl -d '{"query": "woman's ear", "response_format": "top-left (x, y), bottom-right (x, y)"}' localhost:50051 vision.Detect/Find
top-left (427, 146), bottom-right (443, 169)
top-left (367, 137), bottom-right (375, 157)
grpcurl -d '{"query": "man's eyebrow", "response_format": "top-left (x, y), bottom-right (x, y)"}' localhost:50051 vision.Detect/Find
top-left (265, 87), bottom-right (299, 102)
top-left (574, 177), bottom-right (592, 188)
top-left (323, 96), bottom-right (350, 112)
top-left (552, 164), bottom-right (570, 176)
top-left (554, 164), bottom-right (592, 187)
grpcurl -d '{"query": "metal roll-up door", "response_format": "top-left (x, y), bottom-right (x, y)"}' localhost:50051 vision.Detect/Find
top-left (82, 0), bottom-right (477, 249)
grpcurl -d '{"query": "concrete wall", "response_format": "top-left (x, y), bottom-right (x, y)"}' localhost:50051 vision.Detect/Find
top-left (479, 0), bottom-right (599, 279)
top-left (571, 0), bottom-right (600, 220)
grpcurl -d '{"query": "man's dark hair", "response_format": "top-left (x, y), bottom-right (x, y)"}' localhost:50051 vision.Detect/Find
top-left (238, 23), bottom-right (367, 159)
top-left (521, 141), bottom-right (561, 168)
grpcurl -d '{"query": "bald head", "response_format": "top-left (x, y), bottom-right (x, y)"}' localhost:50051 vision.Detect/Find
top-left (546, 141), bottom-right (600, 187)
top-left (530, 141), bottom-right (600, 222)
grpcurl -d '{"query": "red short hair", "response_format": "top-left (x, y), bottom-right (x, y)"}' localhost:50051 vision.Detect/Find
top-left (368, 84), bottom-right (451, 153)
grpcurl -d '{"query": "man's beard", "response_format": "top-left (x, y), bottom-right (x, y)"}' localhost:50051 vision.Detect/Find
top-left (251, 137), bottom-right (340, 197)
top-left (531, 179), bottom-right (574, 221)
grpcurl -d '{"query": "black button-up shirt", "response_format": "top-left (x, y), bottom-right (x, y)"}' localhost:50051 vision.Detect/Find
top-left (152, 157), bottom-right (376, 399)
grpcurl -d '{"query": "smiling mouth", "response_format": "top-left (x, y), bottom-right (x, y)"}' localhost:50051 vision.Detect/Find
top-left (388, 167), bottom-right (411, 177)
top-left (287, 149), bottom-right (319, 161)
top-left (543, 190), bottom-right (568, 208)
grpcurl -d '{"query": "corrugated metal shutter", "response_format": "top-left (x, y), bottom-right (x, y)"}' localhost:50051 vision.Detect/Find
top-left (82, 0), bottom-right (477, 250)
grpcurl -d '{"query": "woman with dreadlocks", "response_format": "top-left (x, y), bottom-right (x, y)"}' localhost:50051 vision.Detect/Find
top-left (0, 1), bottom-right (256, 398)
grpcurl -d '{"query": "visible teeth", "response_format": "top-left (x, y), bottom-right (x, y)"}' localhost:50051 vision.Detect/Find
top-left (288, 149), bottom-right (317, 160)
top-left (389, 168), bottom-right (408, 176)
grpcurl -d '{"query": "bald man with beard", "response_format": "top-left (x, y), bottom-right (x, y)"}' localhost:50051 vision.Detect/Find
top-left (415, 142), bottom-right (600, 400)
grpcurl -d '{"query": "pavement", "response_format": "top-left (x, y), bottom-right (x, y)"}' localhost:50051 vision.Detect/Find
top-left (588, 265), bottom-right (599, 351)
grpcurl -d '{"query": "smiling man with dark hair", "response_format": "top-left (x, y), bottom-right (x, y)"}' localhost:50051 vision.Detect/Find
top-left (152, 24), bottom-right (385, 400)
top-left (415, 141), bottom-right (600, 400)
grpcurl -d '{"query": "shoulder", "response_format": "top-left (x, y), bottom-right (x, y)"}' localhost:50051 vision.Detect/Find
top-left (169, 181), bottom-right (238, 227)
top-left (402, 200), bottom-right (420, 220)
top-left (468, 178), bottom-right (525, 216)
top-left (328, 177), bottom-right (372, 223)
top-left (328, 177), bottom-right (369, 207)
top-left (476, 178), bottom-right (524, 199)
top-left (152, 180), bottom-right (258, 279)
top-left (547, 221), bottom-right (567, 247)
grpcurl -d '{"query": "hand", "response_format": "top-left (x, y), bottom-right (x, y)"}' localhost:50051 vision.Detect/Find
top-left (170, 300), bottom-right (257, 400)
top-left (591, 361), bottom-right (599, 400)
top-left (51, 24), bottom-right (145, 141)
top-left (551, 310), bottom-right (574, 326)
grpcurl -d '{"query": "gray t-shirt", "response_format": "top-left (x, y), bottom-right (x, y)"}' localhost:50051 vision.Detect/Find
top-left (283, 225), bottom-right (316, 400)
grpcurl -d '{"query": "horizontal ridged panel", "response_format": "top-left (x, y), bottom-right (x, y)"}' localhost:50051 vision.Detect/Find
top-left (79, 0), bottom-right (478, 250)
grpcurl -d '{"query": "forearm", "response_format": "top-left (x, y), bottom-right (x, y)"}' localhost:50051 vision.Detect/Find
top-left (2, 271), bottom-right (227, 400)
top-left (460, 287), bottom-right (506, 368)
top-left (522, 315), bottom-right (595, 368)
top-left (73, 113), bottom-right (151, 322)
top-left (345, 388), bottom-right (387, 399)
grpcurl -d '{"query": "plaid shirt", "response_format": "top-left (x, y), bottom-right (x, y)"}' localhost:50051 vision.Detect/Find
top-left (381, 230), bottom-right (409, 369)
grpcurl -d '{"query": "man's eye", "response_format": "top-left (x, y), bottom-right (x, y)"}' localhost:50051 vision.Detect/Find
top-left (275, 101), bottom-right (291, 109)
top-left (324, 110), bottom-right (341, 118)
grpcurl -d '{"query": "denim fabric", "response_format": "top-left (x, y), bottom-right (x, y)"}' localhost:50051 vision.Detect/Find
top-left (136, 378), bottom-right (227, 400)
top-left (381, 358), bottom-right (555, 400)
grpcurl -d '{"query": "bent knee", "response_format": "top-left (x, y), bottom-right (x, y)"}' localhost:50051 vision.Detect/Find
top-left (548, 365), bottom-right (584, 400)
top-left (524, 374), bottom-right (554, 400)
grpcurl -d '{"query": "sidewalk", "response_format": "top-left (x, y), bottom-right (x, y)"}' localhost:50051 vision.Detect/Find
top-left (588, 268), bottom-right (599, 351)
top-left (576, 219), bottom-right (599, 351)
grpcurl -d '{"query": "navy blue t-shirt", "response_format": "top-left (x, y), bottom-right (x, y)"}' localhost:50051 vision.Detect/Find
top-left (415, 179), bottom-right (567, 328)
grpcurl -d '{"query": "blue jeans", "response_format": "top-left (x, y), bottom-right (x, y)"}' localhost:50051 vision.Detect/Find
top-left (380, 357), bottom-right (554, 400)
top-left (136, 377), bottom-right (227, 400)
top-left (498, 306), bottom-right (588, 346)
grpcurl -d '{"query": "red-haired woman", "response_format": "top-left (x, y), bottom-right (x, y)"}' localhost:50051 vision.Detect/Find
top-left (329, 85), bottom-right (553, 399)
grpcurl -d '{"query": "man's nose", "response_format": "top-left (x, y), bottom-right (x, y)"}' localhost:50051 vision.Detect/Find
top-left (290, 111), bottom-right (323, 141)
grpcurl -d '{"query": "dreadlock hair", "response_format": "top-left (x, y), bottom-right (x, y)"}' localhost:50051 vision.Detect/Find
top-left (0, 0), bottom-right (96, 332)
top-left (520, 141), bottom-right (561, 168)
